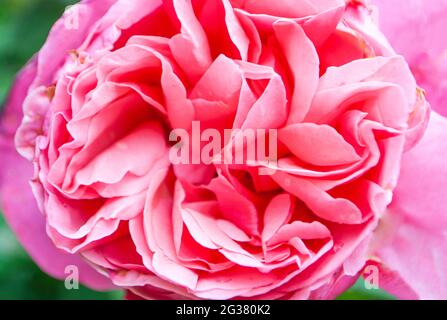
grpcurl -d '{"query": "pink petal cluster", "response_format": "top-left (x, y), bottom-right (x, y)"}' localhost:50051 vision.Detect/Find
top-left (0, 0), bottom-right (445, 299)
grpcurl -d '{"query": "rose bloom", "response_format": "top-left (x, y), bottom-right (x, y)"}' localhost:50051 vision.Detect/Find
top-left (0, 0), bottom-right (446, 299)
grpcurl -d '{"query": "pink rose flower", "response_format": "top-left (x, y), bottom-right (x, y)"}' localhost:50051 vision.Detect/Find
top-left (0, 0), bottom-right (445, 299)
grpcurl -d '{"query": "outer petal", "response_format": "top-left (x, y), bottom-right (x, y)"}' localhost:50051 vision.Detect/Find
top-left (33, 0), bottom-right (118, 87)
top-left (373, 112), bottom-right (447, 299)
top-left (364, 261), bottom-right (418, 300)
top-left (0, 138), bottom-right (115, 290)
top-left (373, 0), bottom-right (447, 116)
top-left (0, 42), bottom-right (115, 292)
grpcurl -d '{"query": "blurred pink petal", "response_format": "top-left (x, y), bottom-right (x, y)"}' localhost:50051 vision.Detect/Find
top-left (364, 261), bottom-right (418, 300)
top-left (373, 112), bottom-right (447, 299)
top-left (373, 0), bottom-right (447, 116)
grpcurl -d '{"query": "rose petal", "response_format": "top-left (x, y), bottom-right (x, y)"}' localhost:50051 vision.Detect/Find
top-left (33, 0), bottom-right (118, 86)
top-left (233, 0), bottom-right (344, 18)
top-left (262, 194), bottom-right (293, 243)
top-left (279, 123), bottom-right (361, 166)
top-left (373, 0), bottom-right (447, 116)
top-left (1, 58), bottom-right (115, 290)
top-left (273, 20), bottom-right (319, 124)
top-left (0, 136), bottom-right (114, 291)
top-left (373, 112), bottom-right (447, 299)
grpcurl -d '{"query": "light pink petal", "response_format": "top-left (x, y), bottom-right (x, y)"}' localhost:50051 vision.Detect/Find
top-left (33, 0), bottom-right (118, 86)
top-left (0, 139), bottom-right (115, 291)
top-left (273, 21), bottom-right (319, 124)
top-left (233, 0), bottom-right (344, 18)
top-left (364, 261), bottom-right (418, 300)
top-left (268, 221), bottom-right (331, 246)
top-left (221, 0), bottom-right (250, 61)
top-left (152, 252), bottom-right (198, 290)
top-left (343, 1), bottom-right (395, 57)
top-left (279, 123), bottom-right (361, 166)
top-left (180, 207), bottom-right (220, 250)
top-left (241, 75), bottom-right (287, 130)
top-left (169, 0), bottom-right (212, 83)
top-left (217, 219), bottom-right (251, 242)
top-left (0, 58), bottom-right (115, 290)
top-left (190, 55), bottom-right (241, 130)
top-left (301, 3), bottom-right (345, 47)
top-left (46, 192), bottom-right (145, 244)
top-left (316, 56), bottom-right (416, 105)
top-left (231, 61), bottom-right (276, 129)
top-left (307, 56), bottom-right (416, 129)
top-left (262, 194), bottom-right (293, 243)
top-left (272, 172), bottom-right (363, 224)
top-left (373, 112), bottom-right (447, 299)
top-left (207, 175), bottom-right (259, 235)
top-left (373, 0), bottom-right (447, 116)
top-left (191, 54), bottom-right (242, 103)
top-left (74, 122), bottom-right (167, 186)
top-left (310, 273), bottom-right (359, 300)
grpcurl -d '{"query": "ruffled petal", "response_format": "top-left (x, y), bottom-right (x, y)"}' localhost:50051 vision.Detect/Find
top-left (1, 120), bottom-right (115, 291)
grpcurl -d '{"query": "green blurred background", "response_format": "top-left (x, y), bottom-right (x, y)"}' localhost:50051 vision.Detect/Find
top-left (0, 0), bottom-right (394, 300)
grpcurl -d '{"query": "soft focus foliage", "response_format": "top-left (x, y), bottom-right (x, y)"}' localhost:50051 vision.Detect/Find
top-left (0, 0), bottom-right (392, 300)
